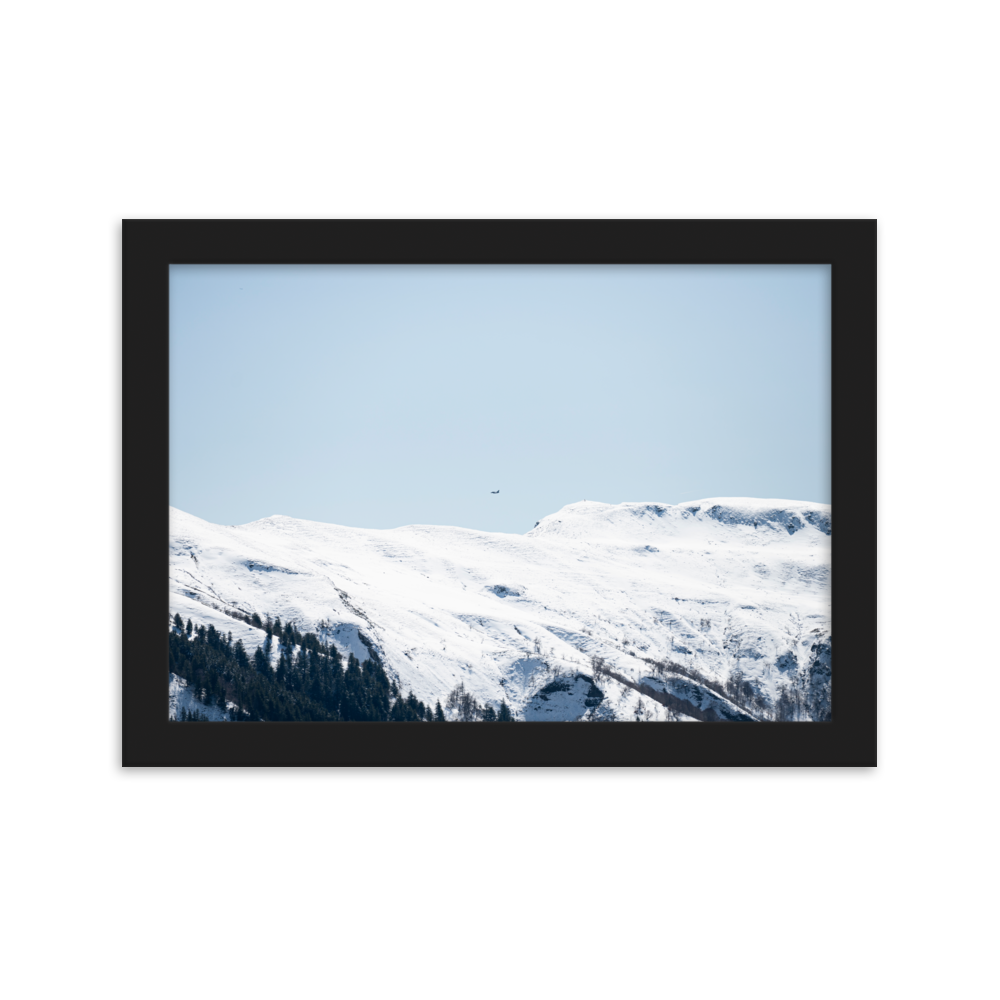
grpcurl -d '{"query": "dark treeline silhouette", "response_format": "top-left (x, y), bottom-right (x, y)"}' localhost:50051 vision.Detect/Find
top-left (220, 608), bottom-right (327, 651)
top-left (169, 614), bottom-right (432, 722)
top-left (177, 706), bottom-right (211, 722)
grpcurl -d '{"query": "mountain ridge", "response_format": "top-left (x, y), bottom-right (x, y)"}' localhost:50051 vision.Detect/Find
top-left (169, 497), bottom-right (831, 721)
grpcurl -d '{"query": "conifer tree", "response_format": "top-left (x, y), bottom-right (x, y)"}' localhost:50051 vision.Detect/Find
top-left (253, 646), bottom-right (269, 675)
top-left (341, 658), bottom-right (364, 720)
top-left (434, 701), bottom-right (445, 722)
top-left (327, 651), bottom-right (344, 690)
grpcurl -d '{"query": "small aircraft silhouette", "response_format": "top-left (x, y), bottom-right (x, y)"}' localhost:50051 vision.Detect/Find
top-left (490, 490), bottom-right (500, 494)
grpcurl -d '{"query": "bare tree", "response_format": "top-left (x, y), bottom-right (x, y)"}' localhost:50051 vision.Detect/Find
top-left (590, 654), bottom-right (607, 679)
top-left (446, 681), bottom-right (481, 721)
top-left (446, 680), bottom-right (466, 715)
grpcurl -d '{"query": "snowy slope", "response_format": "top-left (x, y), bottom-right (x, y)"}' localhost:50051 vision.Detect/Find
top-left (169, 498), bottom-right (831, 721)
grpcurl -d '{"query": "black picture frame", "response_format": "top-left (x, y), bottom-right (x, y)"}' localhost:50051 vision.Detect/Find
top-left (123, 219), bottom-right (875, 766)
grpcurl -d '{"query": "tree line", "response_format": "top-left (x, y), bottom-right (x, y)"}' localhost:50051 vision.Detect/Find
top-left (444, 680), bottom-right (514, 721)
top-left (624, 647), bottom-right (832, 722)
top-left (170, 614), bottom-right (522, 722)
top-left (170, 614), bottom-right (436, 722)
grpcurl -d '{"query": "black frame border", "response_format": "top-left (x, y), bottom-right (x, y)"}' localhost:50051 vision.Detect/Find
top-left (123, 219), bottom-right (876, 766)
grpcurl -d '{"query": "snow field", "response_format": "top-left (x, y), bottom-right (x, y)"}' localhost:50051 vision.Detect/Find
top-left (169, 497), bottom-right (830, 720)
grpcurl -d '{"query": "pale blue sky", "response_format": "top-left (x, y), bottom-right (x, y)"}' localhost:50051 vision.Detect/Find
top-left (170, 264), bottom-right (830, 534)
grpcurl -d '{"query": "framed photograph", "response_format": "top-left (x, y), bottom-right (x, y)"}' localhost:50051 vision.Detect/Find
top-left (123, 219), bottom-right (875, 766)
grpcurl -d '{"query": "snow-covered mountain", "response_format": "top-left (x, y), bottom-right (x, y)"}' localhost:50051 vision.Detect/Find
top-left (169, 498), bottom-right (831, 721)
